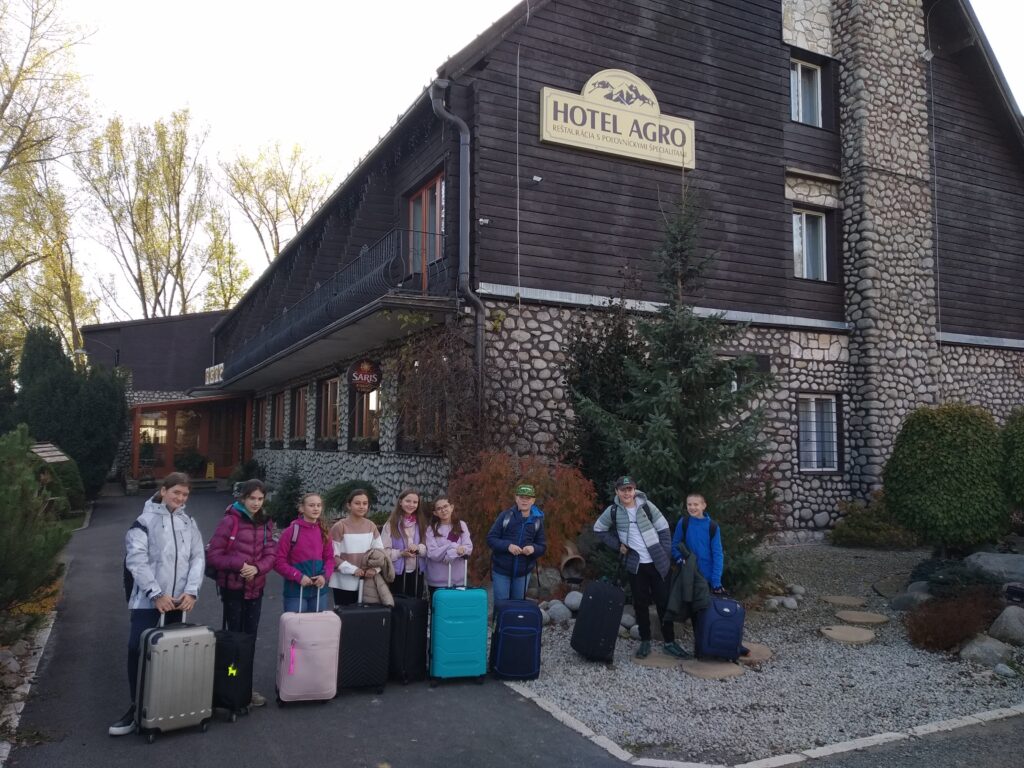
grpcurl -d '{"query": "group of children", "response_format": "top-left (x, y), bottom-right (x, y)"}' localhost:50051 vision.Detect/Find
top-left (112, 471), bottom-right (725, 736)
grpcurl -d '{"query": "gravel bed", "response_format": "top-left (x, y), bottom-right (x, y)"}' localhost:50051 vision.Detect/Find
top-left (516, 545), bottom-right (1024, 765)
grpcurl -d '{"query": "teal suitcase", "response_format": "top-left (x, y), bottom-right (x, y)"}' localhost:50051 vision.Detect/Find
top-left (429, 561), bottom-right (487, 685)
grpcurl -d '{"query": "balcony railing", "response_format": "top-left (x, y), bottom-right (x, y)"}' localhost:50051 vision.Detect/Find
top-left (222, 228), bottom-right (451, 380)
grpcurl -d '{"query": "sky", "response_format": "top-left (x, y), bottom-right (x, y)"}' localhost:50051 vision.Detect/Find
top-left (63, 0), bottom-right (1023, 319)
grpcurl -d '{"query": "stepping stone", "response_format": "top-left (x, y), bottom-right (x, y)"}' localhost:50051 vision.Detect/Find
top-left (835, 610), bottom-right (889, 625)
top-left (633, 651), bottom-right (687, 669)
top-left (738, 641), bottom-right (773, 666)
top-left (873, 573), bottom-right (911, 598)
top-left (820, 625), bottom-right (876, 645)
top-left (822, 595), bottom-right (867, 608)
top-left (679, 659), bottom-right (744, 680)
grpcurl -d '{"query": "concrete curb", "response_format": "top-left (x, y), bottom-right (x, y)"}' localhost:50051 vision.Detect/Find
top-left (505, 679), bottom-right (1024, 768)
top-left (70, 502), bottom-right (93, 533)
top-left (0, 612), bottom-right (57, 768)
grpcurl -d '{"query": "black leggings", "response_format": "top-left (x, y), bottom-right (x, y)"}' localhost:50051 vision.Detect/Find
top-left (628, 563), bottom-right (674, 643)
top-left (332, 588), bottom-right (358, 607)
top-left (221, 593), bottom-right (263, 635)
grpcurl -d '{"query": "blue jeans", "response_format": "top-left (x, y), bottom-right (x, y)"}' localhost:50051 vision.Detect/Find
top-left (282, 592), bottom-right (326, 613)
top-left (491, 572), bottom-right (528, 601)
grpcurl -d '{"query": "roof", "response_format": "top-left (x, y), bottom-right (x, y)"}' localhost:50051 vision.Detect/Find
top-left (82, 310), bottom-right (228, 333)
top-left (30, 443), bottom-right (71, 464)
top-left (129, 393), bottom-right (246, 411)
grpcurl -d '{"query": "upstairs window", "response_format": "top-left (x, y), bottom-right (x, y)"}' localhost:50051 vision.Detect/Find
top-left (790, 59), bottom-right (822, 127)
top-left (798, 394), bottom-right (839, 471)
top-left (408, 173), bottom-right (444, 279)
top-left (793, 209), bottom-right (828, 281)
top-left (317, 378), bottom-right (339, 440)
top-left (290, 386), bottom-right (307, 440)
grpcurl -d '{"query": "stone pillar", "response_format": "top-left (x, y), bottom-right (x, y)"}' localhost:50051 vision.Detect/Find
top-left (835, 0), bottom-right (941, 495)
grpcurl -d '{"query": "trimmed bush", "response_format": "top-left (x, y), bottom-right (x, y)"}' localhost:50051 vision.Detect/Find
top-left (829, 491), bottom-right (921, 549)
top-left (52, 459), bottom-right (87, 511)
top-left (1004, 407), bottom-right (1024, 512)
top-left (265, 462), bottom-right (304, 528)
top-left (229, 458), bottom-right (266, 484)
top-left (905, 588), bottom-right (1003, 652)
top-left (884, 404), bottom-right (1007, 550)
top-left (0, 426), bottom-right (71, 610)
top-left (448, 451), bottom-right (598, 583)
top-left (323, 480), bottom-right (380, 520)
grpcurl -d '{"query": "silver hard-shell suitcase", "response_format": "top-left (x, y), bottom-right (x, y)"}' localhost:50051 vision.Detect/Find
top-left (136, 613), bottom-right (215, 742)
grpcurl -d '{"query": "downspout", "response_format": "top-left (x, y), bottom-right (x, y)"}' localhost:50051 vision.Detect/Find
top-left (430, 78), bottom-right (486, 415)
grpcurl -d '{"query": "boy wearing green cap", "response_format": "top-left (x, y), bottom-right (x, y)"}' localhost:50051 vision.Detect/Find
top-left (486, 483), bottom-right (546, 601)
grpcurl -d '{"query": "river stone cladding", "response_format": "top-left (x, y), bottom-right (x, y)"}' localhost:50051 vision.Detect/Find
top-left (835, 0), bottom-right (941, 497)
top-left (940, 345), bottom-right (1024, 423)
top-left (782, 0), bottom-right (834, 56)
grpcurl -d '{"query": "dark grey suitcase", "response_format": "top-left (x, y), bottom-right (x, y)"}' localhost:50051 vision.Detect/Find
top-left (136, 613), bottom-right (215, 742)
top-left (335, 581), bottom-right (391, 693)
top-left (570, 582), bottom-right (625, 662)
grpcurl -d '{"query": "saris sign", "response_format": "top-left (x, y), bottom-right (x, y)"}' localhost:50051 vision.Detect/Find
top-left (540, 69), bottom-right (695, 169)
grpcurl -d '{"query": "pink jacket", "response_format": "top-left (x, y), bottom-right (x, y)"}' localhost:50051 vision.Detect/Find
top-left (206, 505), bottom-right (276, 600)
top-left (274, 518), bottom-right (335, 598)
top-left (424, 521), bottom-right (473, 587)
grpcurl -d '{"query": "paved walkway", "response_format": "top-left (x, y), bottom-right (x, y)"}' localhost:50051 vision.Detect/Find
top-left (8, 492), bottom-right (622, 768)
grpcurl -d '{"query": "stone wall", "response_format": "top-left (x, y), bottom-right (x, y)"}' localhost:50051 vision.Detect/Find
top-left (835, 0), bottom-right (941, 496)
top-left (782, 0), bottom-right (834, 56)
top-left (940, 345), bottom-right (1024, 422)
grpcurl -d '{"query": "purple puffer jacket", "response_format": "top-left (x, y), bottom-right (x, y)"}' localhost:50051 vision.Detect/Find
top-left (206, 505), bottom-right (276, 600)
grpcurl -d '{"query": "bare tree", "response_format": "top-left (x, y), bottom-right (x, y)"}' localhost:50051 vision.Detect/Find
top-left (201, 204), bottom-right (252, 310)
top-left (221, 142), bottom-right (331, 263)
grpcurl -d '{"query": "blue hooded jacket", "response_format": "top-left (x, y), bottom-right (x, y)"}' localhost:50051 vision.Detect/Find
top-left (486, 505), bottom-right (546, 578)
top-left (671, 514), bottom-right (724, 589)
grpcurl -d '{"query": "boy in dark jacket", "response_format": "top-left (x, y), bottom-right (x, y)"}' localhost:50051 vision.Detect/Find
top-left (487, 483), bottom-right (546, 601)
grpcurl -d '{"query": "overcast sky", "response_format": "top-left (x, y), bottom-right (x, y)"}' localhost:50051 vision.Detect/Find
top-left (64, 0), bottom-right (1023, 317)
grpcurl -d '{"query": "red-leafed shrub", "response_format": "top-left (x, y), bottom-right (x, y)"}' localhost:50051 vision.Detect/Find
top-left (447, 451), bottom-right (598, 582)
top-left (905, 588), bottom-right (1003, 652)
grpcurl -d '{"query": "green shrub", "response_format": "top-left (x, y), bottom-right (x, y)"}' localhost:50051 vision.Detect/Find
top-left (322, 479), bottom-right (380, 518)
top-left (1004, 407), bottom-right (1024, 512)
top-left (228, 458), bottom-right (266, 484)
top-left (265, 461), bottom-right (304, 528)
top-left (829, 491), bottom-right (921, 549)
top-left (174, 449), bottom-right (207, 477)
top-left (884, 404), bottom-right (1007, 551)
top-left (52, 459), bottom-right (87, 510)
top-left (0, 426), bottom-right (71, 610)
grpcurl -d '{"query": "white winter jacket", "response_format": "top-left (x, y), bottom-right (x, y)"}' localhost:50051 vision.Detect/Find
top-left (125, 497), bottom-right (205, 610)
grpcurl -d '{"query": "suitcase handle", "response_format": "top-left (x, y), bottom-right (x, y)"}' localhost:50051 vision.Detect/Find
top-left (297, 584), bottom-right (321, 613)
top-left (156, 610), bottom-right (187, 628)
top-left (446, 558), bottom-right (469, 589)
top-left (357, 578), bottom-right (364, 604)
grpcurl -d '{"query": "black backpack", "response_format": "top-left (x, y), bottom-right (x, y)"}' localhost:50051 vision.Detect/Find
top-left (679, 514), bottom-right (718, 546)
top-left (122, 520), bottom-right (148, 602)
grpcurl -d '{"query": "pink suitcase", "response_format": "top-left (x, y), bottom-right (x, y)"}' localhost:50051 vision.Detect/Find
top-left (275, 587), bottom-right (340, 705)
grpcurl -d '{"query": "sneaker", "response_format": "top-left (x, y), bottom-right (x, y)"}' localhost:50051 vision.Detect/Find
top-left (635, 640), bottom-right (651, 659)
top-left (108, 705), bottom-right (136, 736)
top-left (250, 691), bottom-right (266, 708)
top-left (662, 641), bottom-right (690, 659)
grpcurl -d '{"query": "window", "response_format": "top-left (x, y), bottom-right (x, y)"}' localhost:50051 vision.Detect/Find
top-left (349, 389), bottom-right (380, 450)
top-left (317, 378), bottom-right (339, 439)
top-left (790, 59), bottom-right (822, 127)
top-left (253, 397), bottom-right (267, 442)
top-left (408, 173), bottom-right (444, 279)
top-left (270, 392), bottom-right (284, 441)
top-left (793, 209), bottom-right (827, 281)
top-left (290, 386), bottom-right (307, 440)
top-left (798, 395), bottom-right (839, 471)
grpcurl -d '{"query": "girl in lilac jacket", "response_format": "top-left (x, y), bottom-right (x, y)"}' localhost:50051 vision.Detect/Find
top-left (424, 495), bottom-right (473, 594)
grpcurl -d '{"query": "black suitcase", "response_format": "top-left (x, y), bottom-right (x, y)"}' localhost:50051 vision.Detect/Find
top-left (571, 582), bottom-right (625, 662)
top-left (389, 568), bottom-right (428, 684)
top-left (490, 599), bottom-right (542, 679)
top-left (335, 582), bottom-right (391, 693)
top-left (213, 627), bottom-right (255, 720)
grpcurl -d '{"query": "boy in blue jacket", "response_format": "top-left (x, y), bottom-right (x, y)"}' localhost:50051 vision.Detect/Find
top-left (671, 493), bottom-right (724, 593)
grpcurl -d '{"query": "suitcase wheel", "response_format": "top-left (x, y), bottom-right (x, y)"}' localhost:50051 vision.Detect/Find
top-left (475, 675), bottom-right (486, 685)
top-left (376, 686), bottom-right (384, 695)
top-left (201, 722), bottom-right (208, 733)
top-left (146, 733), bottom-right (156, 745)
top-left (229, 712), bottom-right (237, 723)
top-left (276, 697), bottom-right (285, 708)
top-left (429, 678), bottom-right (438, 688)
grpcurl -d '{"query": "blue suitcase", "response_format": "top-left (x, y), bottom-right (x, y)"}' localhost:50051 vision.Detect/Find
top-left (490, 599), bottom-right (542, 679)
top-left (430, 561), bottom-right (487, 685)
top-left (694, 597), bottom-right (745, 661)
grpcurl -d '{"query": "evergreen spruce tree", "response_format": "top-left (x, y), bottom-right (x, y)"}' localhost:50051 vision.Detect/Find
top-left (267, 461), bottom-right (305, 528)
top-left (0, 349), bottom-right (17, 434)
top-left (567, 188), bottom-right (775, 593)
top-left (0, 425), bottom-right (71, 610)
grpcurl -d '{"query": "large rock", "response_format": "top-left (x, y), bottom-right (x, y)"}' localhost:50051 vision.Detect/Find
top-left (964, 553), bottom-right (1024, 583)
top-left (620, 612), bottom-right (636, 629)
top-left (907, 581), bottom-right (931, 594)
top-left (890, 592), bottom-right (932, 611)
top-left (547, 600), bottom-right (572, 623)
top-left (564, 590), bottom-right (583, 612)
top-left (960, 634), bottom-right (1013, 668)
top-left (537, 567), bottom-right (562, 595)
top-left (989, 606), bottom-right (1024, 646)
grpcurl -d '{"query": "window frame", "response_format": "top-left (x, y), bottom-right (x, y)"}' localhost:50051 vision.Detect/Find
top-left (253, 397), bottom-right (267, 444)
top-left (270, 392), bottom-right (285, 442)
top-left (348, 387), bottom-right (380, 451)
top-left (790, 58), bottom-right (823, 127)
top-left (316, 378), bottom-right (339, 441)
top-left (792, 208), bottom-right (830, 282)
top-left (290, 385), bottom-right (307, 441)
top-left (407, 172), bottom-right (445, 284)
top-left (797, 393), bottom-right (841, 473)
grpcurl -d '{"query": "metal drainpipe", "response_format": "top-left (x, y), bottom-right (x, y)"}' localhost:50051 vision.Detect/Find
top-left (430, 78), bottom-right (486, 415)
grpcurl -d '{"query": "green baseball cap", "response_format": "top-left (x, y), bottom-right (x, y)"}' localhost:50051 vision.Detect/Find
top-left (514, 483), bottom-right (536, 497)
top-left (614, 475), bottom-right (636, 489)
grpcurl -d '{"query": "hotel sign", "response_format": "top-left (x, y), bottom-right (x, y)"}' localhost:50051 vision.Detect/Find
top-left (540, 69), bottom-right (695, 169)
